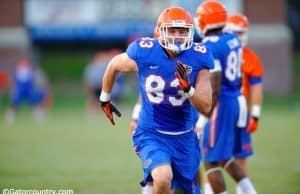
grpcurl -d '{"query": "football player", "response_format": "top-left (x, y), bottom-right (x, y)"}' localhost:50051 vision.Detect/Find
top-left (194, 1), bottom-right (257, 194)
top-left (83, 49), bottom-right (125, 120)
top-left (225, 13), bottom-right (264, 194)
top-left (5, 59), bottom-right (51, 124)
top-left (129, 25), bottom-right (203, 194)
top-left (100, 6), bottom-right (214, 194)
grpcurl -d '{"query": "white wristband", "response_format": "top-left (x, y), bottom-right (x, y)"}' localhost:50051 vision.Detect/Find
top-left (99, 91), bottom-right (111, 102)
top-left (251, 105), bottom-right (261, 118)
top-left (132, 103), bottom-right (141, 120)
top-left (196, 114), bottom-right (208, 129)
top-left (186, 86), bottom-right (195, 97)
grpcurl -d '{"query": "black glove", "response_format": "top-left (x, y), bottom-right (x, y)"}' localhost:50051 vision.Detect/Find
top-left (175, 61), bottom-right (192, 93)
top-left (101, 101), bottom-right (122, 125)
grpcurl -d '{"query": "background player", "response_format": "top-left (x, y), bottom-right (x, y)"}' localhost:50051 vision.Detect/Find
top-left (225, 13), bottom-right (264, 194)
top-left (99, 6), bottom-right (214, 194)
top-left (5, 58), bottom-right (51, 124)
top-left (194, 1), bottom-right (257, 194)
top-left (83, 49), bottom-right (125, 120)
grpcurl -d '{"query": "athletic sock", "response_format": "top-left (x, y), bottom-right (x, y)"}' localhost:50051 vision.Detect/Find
top-left (204, 183), bottom-right (214, 194)
top-left (237, 177), bottom-right (257, 194)
top-left (236, 185), bottom-right (244, 194)
top-left (142, 184), bottom-right (153, 194)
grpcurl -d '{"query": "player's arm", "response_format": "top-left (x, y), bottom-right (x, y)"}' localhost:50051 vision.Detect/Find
top-left (194, 59), bottom-right (222, 134)
top-left (247, 82), bottom-right (263, 133)
top-left (246, 50), bottom-right (264, 133)
top-left (194, 70), bottom-right (221, 135)
top-left (209, 70), bottom-right (222, 114)
top-left (189, 68), bottom-right (212, 116)
top-left (101, 53), bottom-right (137, 94)
top-left (175, 61), bottom-right (212, 115)
top-left (100, 53), bottom-right (138, 125)
top-left (251, 83), bottom-right (263, 106)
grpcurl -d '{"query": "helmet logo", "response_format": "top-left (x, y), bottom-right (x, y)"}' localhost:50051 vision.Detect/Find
top-left (171, 20), bottom-right (186, 26)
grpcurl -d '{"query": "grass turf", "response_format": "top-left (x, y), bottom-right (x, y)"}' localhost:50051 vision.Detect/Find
top-left (0, 99), bottom-right (300, 193)
top-left (1, 51), bottom-right (300, 193)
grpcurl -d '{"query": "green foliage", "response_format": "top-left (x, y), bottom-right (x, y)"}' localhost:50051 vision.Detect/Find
top-left (293, 52), bottom-right (300, 91)
top-left (41, 51), bottom-right (92, 81)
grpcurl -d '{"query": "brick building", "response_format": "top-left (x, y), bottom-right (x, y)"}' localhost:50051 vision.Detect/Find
top-left (0, 0), bottom-right (30, 70)
top-left (244, 0), bottom-right (293, 94)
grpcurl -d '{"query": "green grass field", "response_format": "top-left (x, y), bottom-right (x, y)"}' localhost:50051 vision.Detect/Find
top-left (1, 96), bottom-right (300, 194)
top-left (1, 51), bottom-right (300, 194)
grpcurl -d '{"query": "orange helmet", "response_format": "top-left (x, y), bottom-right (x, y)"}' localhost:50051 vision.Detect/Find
top-left (157, 7), bottom-right (194, 52)
top-left (195, 0), bottom-right (227, 36)
top-left (226, 13), bottom-right (249, 32)
top-left (225, 13), bottom-right (249, 46)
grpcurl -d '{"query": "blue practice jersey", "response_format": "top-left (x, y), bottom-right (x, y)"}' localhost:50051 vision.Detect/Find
top-left (14, 66), bottom-right (34, 90)
top-left (202, 31), bottom-right (242, 97)
top-left (127, 37), bottom-right (214, 133)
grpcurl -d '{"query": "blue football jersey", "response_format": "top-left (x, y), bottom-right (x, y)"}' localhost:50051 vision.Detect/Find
top-left (127, 37), bottom-right (214, 133)
top-left (14, 66), bottom-right (34, 90)
top-left (202, 31), bottom-right (242, 97)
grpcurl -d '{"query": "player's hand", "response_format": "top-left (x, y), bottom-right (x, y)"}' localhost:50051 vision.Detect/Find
top-left (246, 116), bottom-right (259, 133)
top-left (100, 101), bottom-right (122, 125)
top-left (129, 120), bottom-right (137, 134)
top-left (175, 61), bottom-right (191, 93)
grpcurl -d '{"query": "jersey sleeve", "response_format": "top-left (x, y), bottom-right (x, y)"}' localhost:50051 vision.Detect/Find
top-left (196, 44), bottom-right (215, 71)
top-left (243, 48), bottom-right (264, 85)
top-left (210, 59), bottom-right (222, 72)
top-left (249, 76), bottom-right (262, 85)
top-left (202, 39), bottom-right (221, 72)
top-left (126, 38), bottom-right (156, 70)
top-left (126, 40), bottom-right (139, 61)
